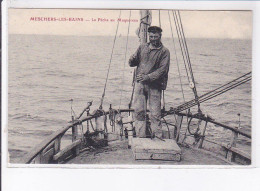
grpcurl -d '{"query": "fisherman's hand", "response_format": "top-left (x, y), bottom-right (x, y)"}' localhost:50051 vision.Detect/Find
top-left (136, 74), bottom-right (150, 82)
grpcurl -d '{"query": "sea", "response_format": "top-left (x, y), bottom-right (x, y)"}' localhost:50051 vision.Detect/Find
top-left (8, 34), bottom-right (252, 163)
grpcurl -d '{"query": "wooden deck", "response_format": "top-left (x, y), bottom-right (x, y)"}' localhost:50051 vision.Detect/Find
top-left (66, 140), bottom-right (231, 165)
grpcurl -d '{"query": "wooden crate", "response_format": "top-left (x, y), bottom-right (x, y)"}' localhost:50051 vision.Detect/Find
top-left (131, 138), bottom-right (182, 161)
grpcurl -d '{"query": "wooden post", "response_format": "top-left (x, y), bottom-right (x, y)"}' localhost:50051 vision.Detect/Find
top-left (227, 127), bottom-right (238, 162)
top-left (198, 121), bottom-right (208, 149)
top-left (72, 125), bottom-right (78, 141)
top-left (227, 127), bottom-right (239, 162)
top-left (72, 125), bottom-right (80, 155)
top-left (230, 127), bottom-right (238, 147)
top-left (54, 136), bottom-right (61, 154)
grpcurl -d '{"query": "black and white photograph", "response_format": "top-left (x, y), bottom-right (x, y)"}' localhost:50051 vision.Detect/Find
top-left (7, 8), bottom-right (252, 165)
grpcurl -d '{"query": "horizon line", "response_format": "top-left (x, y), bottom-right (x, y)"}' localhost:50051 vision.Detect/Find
top-left (8, 33), bottom-right (252, 40)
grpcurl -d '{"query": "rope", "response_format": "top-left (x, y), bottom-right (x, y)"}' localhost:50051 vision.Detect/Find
top-left (168, 11), bottom-right (186, 105)
top-left (174, 11), bottom-right (195, 85)
top-left (182, 75), bottom-right (251, 110)
top-left (177, 11), bottom-right (196, 85)
top-left (174, 11), bottom-right (200, 110)
top-left (99, 10), bottom-right (122, 109)
top-left (168, 10), bottom-right (190, 139)
top-left (119, 10), bottom-right (132, 110)
top-left (197, 72), bottom-right (251, 100)
top-left (159, 10), bottom-right (161, 27)
top-left (175, 10), bottom-right (202, 138)
top-left (168, 72), bottom-right (251, 113)
top-left (172, 11), bottom-right (191, 86)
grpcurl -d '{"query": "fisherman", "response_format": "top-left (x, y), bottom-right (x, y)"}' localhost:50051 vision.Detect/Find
top-left (129, 26), bottom-right (170, 139)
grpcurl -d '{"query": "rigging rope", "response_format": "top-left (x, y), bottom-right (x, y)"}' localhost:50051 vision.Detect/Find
top-left (172, 11), bottom-right (201, 112)
top-left (168, 11), bottom-right (186, 105)
top-left (177, 11), bottom-right (200, 99)
top-left (159, 10), bottom-right (161, 27)
top-left (168, 72), bottom-right (251, 113)
top-left (168, 10), bottom-right (190, 140)
top-left (99, 10), bottom-right (122, 109)
top-left (175, 11), bottom-right (195, 85)
top-left (172, 11), bottom-right (191, 84)
top-left (119, 10), bottom-right (132, 110)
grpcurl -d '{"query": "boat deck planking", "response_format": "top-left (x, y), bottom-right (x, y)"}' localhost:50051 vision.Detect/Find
top-left (66, 140), bottom-right (231, 165)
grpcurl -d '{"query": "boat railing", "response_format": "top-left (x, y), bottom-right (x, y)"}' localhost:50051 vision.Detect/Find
top-left (22, 109), bottom-right (251, 164)
top-left (172, 112), bottom-right (251, 164)
top-left (22, 110), bottom-right (109, 164)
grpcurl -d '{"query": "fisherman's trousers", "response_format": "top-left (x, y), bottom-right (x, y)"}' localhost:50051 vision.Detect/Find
top-left (133, 82), bottom-right (162, 138)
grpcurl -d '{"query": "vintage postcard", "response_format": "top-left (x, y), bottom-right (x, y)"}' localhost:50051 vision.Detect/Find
top-left (7, 8), bottom-right (252, 166)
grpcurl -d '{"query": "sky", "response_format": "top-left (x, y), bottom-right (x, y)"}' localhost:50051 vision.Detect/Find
top-left (8, 9), bottom-right (252, 39)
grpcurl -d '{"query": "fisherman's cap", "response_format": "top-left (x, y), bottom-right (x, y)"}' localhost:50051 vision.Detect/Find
top-left (148, 26), bottom-right (163, 33)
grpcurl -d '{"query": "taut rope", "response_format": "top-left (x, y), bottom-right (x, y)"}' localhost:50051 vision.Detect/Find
top-left (119, 10), bottom-right (132, 110)
top-left (99, 10), bottom-right (122, 109)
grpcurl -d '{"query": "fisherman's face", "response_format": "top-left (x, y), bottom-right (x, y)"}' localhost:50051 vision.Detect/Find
top-left (149, 32), bottom-right (161, 46)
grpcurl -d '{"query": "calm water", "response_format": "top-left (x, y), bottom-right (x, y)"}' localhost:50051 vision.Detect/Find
top-left (8, 34), bottom-right (252, 163)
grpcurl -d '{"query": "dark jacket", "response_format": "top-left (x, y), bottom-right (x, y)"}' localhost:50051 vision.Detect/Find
top-left (129, 42), bottom-right (170, 90)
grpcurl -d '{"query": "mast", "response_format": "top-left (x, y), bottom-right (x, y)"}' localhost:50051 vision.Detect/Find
top-left (139, 10), bottom-right (151, 43)
top-left (129, 10), bottom-right (151, 109)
